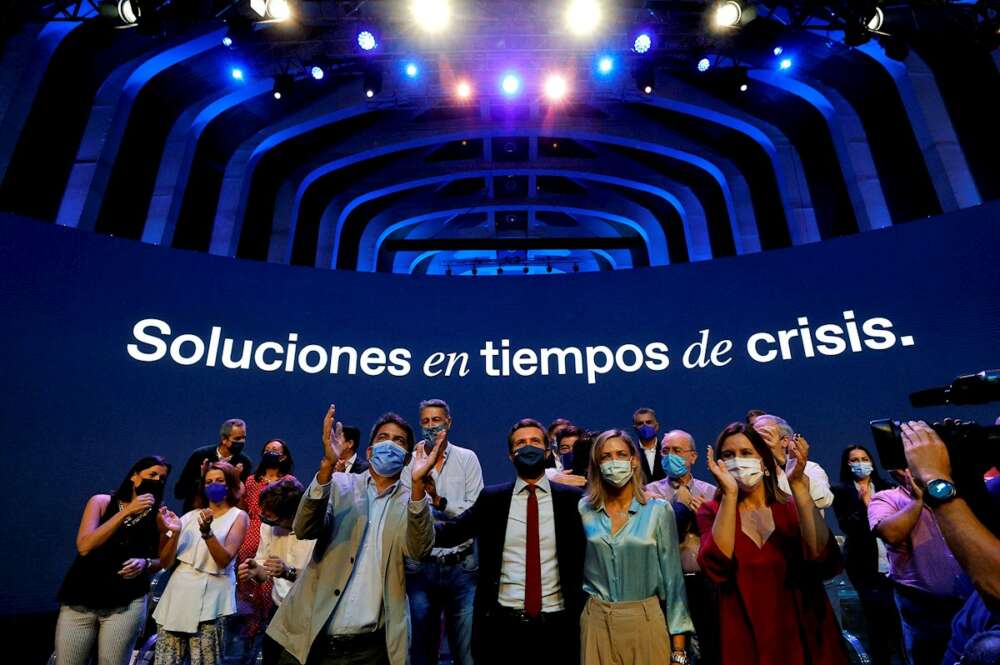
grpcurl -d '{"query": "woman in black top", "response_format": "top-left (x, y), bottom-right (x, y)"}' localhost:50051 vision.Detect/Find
top-left (831, 444), bottom-right (902, 665)
top-left (55, 455), bottom-right (174, 665)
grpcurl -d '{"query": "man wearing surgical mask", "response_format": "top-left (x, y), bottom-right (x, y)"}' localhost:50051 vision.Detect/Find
top-left (267, 405), bottom-right (440, 665)
top-left (645, 430), bottom-right (717, 507)
top-left (175, 418), bottom-right (254, 513)
top-left (633, 408), bottom-right (667, 482)
top-left (400, 399), bottom-right (484, 665)
top-left (433, 418), bottom-right (587, 665)
top-left (752, 414), bottom-right (834, 512)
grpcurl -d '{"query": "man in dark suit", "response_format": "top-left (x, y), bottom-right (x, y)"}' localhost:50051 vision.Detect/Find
top-left (174, 418), bottom-right (253, 513)
top-left (435, 418), bottom-right (586, 665)
top-left (334, 425), bottom-right (369, 474)
top-left (633, 407), bottom-right (666, 483)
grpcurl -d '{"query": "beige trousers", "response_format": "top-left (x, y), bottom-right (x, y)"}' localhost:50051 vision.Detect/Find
top-left (580, 596), bottom-right (671, 665)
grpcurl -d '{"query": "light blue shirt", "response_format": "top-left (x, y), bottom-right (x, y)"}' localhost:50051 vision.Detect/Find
top-left (579, 496), bottom-right (694, 635)
top-left (307, 473), bottom-right (398, 636)
top-left (402, 442), bottom-right (484, 555)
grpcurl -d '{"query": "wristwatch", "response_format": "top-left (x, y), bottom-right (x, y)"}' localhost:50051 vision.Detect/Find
top-left (923, 478), bottom-right (958, 507)
top-left (670, 651), bottom-right (689, 665)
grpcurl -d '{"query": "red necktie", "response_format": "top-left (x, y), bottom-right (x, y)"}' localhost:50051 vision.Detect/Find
top-left (525, 484), bottom-right (542, 617)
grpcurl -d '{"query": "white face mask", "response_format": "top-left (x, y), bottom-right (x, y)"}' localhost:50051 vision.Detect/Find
top-left (724, 458), bottom-right (764, 491)
top-left (600, 460), bottom-right (634, 488)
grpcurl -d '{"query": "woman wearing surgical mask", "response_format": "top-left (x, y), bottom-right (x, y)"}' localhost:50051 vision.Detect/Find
top-left (235, 439), bottom-right (296, 659)
top-left (154, 461), bottom-right (249, 665)
top-left (578, 429), bottom-right (693, 665)
top-left (55, 455), bottom-right (172, 665)
top-left (697, 422), bottom-right (848, 665)
top-left (831, 445), bottom-right (901, 665)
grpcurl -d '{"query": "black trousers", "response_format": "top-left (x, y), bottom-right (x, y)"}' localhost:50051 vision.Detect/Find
top-left (475, 608), bottom-right (577, 665)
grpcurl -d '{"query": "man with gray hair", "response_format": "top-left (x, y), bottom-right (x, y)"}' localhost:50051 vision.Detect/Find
top-left (401, 399), bottom-right (484, 665)
top-left (174, 417), bottom-right (253, 513)
top-left (753, 414), bottom-right (834, 511)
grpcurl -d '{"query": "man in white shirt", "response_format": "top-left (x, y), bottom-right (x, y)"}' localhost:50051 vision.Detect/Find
top-left (238, 477), bottom-right (316, 665)
top-left (753, 414), bottom-right (834, 511)
top-left (401, 399), bottom-right (484, 665)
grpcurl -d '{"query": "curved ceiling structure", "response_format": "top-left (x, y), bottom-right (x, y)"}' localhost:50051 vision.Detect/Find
top-left (1, 0), bottom-right (998, 275)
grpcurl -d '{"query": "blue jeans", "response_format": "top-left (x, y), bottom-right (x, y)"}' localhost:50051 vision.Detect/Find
top-left (893, 585), bottom-right (965, 665)
top-left (405, 551), bottom-right (478, 665)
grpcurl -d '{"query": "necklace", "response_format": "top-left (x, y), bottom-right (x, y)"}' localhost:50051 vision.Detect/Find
top-left (119, 501), bottom-right (151, 527)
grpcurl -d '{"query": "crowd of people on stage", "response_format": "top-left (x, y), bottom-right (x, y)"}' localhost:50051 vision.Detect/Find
top-left (53, 401), bottom-right (1000, 665)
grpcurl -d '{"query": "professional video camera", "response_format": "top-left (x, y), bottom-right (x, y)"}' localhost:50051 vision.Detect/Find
top-left (870, 369), bottom-right (1000, 529)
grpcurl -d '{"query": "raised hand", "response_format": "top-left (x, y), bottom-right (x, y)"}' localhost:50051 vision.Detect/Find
top-left (411, 429), bottom-right (446, 483)
top-left (198, 509), bottom-right (214, 533)
top-left (124, 493), bottom-right (155, 516)
top-left (322, 404), bottom-right (345, 463)
top-left (901, 421), bottom-right (952, 487)
top-left (158, 506), bottom-right (181, 533)
top-left (706, 446), bottom-right (738, 497)
top-left (785, 434), bottom-right (810, 484)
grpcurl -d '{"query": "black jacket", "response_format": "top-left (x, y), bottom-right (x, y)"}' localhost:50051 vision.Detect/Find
top-left (639, 443), bottom-right (667, 483)
top-left (832, 479), bottom-right (892, 589)
top-left (436, 480), bottom-right (586, 660)
top-left (174, 444), bottom-right (253, 514)
top-left (348, 456), bottom-right (369, 474)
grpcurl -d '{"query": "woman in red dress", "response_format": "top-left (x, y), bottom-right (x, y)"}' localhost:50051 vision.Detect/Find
top-left (696, 422), bottom-right (848, 665)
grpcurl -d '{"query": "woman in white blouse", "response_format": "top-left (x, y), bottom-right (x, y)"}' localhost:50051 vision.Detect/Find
top-left (155, 461), bottom-right (248, 665)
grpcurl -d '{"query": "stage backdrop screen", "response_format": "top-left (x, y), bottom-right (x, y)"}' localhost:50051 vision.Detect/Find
top-left (2, 203), bottom-right (999, 615)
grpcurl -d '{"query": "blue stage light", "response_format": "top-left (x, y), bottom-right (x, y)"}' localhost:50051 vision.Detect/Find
top-left (405, 62), bottom-right (419, 78)
top-left (231, 67), bottom-right (244, 81)
top-left (773, 46), bottom-right (783, 56)
top-left (222, 35), bottom-right (233, 47)
top-left (310, 66), bottom-right (324, 80)
top-left (697, 57), bottom-right (711, 72)
top-left (597, 56), bottom-right (614, 75)
top-left (357, 30), bottom-right (377, 51)
top-left (633, 33), bottom-right (652, 54)
top-left (779, 57), bottom-right (793, 70)
top-left (501, 73), bottom-right (521, 96)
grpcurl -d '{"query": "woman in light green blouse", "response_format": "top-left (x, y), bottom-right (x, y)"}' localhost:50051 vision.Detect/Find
top-left (578, 429), bottom-right (693, 665)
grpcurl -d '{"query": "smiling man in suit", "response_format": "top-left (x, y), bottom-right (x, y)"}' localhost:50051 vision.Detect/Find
top-left (435, 417), bottom-right (587, 665)
top-left (267, 405), bottom-right (441, 665)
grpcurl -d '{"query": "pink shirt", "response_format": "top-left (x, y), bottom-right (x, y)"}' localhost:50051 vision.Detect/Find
top-left (867, 487), bottom-right (971, 598)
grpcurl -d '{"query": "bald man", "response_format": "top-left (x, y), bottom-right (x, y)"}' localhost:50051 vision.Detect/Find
top-left (645, 430), bottom-right (716, 506)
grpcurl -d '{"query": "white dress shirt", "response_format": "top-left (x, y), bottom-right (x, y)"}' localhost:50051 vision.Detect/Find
top-left (777, 460), bottom-right (834, 511)
top-left (642, 445), bottom-right (657, 476)
top-left (402, 442), bottom-right (484, 556)
top-left (341, 453), bottom-right (358, 473)
top-left (253, 524), bottom-right (316, 604)
top-left (498, 476), bottom-right (564, 613)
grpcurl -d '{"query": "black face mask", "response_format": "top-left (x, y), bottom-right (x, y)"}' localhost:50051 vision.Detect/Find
top-left (135, 478), bottom-right (165, 504)
top-left (512, 445), bottom-right (548, 479)
top-left (261, 451), bottom-right (284, 469)
top-left (227, 438), bottom-right (246, 455)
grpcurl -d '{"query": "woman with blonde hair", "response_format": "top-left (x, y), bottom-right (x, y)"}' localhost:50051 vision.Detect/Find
top-left (578, 429), bottom-right (693, 665)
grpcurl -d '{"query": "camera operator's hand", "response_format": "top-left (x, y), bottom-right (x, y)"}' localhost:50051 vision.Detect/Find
top-left (901, 420), bottom-right (953, 488)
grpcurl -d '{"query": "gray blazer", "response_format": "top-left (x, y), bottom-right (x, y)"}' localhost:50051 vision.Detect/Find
top-left (265, 471), bottom-right (434, 665)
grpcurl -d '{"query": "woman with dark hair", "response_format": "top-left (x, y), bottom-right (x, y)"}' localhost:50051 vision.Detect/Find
top-left (578, 429), bottom-right (692, 665)
top-left (832, 445), bottom-right (901, 665)
top-left (697, 422), bottom-right (848, 665)
top-left (154, 461), bottom-right (248, 665)
top-left (235, 439), bottom-right (295, 656)
top-left (55, 455), bottom-right (172, 665)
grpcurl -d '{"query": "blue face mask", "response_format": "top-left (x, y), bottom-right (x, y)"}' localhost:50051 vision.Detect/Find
top-left (850, 462), bottom-right (874, 479)
top-left (369, 441), bottom-right (408, 477)
top-left (662, 453), bottom-right (689, 479)
top-left (512, 445), bottom-right (547, 478)
top-left (636, 424), bottom-right (656, 442)
top-left (204, 482), bottom-right (228, 504)
top-left (560, 452), bottom-right (575, 470)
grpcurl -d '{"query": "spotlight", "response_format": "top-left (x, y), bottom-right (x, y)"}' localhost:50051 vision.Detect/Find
top-left (411, 0), bottom-right (450, 33)
top-left (272, 73), bottom-right (292, 100)
top-left (262, 0), bottom-right (290, 21)
top-left (501, 73), bottom-right (521, 96)
top-left (357, 30), bottom-right (377, 51)
top-left (697, 57), bottom-right (711, 72)
top-left (773, 46), bottom-right (783, 56)
top-left (310, 65), bottom-right (324, 80)
top-left (405, 62), bottom-right (419, 78)
top-left (565, 0), bottom-right (601, 37)
top-left (455, 80), bottom-right (473, 100)
top-left (543, 73), bottom-right (568, 101)
top-left (867, 7), bottom-right (885, 32)
top-left (597, 56), bottom-right (614, 75)
top-left (779, 57), bottom-right (793, 70)
top-left (222, 35), bottom-right (233, 47)
top-left (633, 33), bottom-right (652, 54)
top-left (363, 68), bottom-right (382, 98)
top-left (633, 65), bottom-right (655, 95)
top-left (740, 83), bottom-right (748, 92)
top-left (117, 0), bottom-right (139, 24)
top-left (713, 1), bottom-right (742, 28)
top-left (231, 67), bottom-right (245, 81)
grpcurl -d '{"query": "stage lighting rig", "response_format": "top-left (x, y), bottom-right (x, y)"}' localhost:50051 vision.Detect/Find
top-left (711, 0), bottom-right (756, 30)
top-left (250, 0), bottom-right (290, 22)
top-left (566, 0), bottom-right (602, 36)
top-left (411, 0), bottom-right (451, 33)
top-left (357, 30), bottom-right (378, 51)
